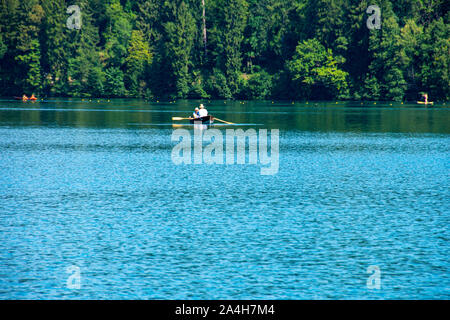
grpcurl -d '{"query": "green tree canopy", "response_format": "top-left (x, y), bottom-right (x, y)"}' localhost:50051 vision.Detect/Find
top-left (287, 39), bottom-right (349, 99)
top-left (0, 0), bottom-right (448, 101)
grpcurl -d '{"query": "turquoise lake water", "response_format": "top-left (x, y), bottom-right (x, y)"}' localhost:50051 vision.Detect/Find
top-left (0, 99), bottom-right (449, 299)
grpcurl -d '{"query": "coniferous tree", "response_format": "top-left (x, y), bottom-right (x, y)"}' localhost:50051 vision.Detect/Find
top-left (0, 0), bottom-right (44, 95)
top-left (125, 30), bottom-right (152, 97)
top-left (41, 0), bottom-right (69, 96)
top-left (67, 0), bottom-right (103, 97)
top-left (209, 0), bottom-right (248, 96)
top-left (163, 0), bottom-right (196, 98)
top-left (418, 17), bottom-right (450, 100)
top-left (363, 0), bottom-right (407, 101)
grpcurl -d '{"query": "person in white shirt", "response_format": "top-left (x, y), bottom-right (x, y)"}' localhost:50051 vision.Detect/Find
top-left (193, 107), bottom-right (200, 118)
top-left (198, 104), bottom-right (208, 117)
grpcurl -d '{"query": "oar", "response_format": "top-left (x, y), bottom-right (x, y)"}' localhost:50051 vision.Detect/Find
top-left (213, 117), bottom-right (235, 125)
top-left (172, 116), bottom-right (235, 125)
top-left (172, 117), bottom-right (192, 121)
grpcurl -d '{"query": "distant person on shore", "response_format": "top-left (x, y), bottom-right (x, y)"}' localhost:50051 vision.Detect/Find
top-left (193, 107), bottom-right (200, 118)
top-left (198, 104), bottom-right (208, 117)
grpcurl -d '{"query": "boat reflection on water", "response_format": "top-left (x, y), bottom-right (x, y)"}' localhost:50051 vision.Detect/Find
top-left (172, 116), bottom-right (214, 130)
top-left (193, 116), bottom-right (214, 130)
top-left (171, 123), bottom-right (210, 130)
top-left (193, 123), bottom-right (209, 130)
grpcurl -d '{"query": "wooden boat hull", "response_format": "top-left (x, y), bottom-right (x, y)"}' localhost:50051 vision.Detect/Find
top-left (417, 101), bottom-right (433, 105)
top-left (190, 115), bottom-right (214, 124)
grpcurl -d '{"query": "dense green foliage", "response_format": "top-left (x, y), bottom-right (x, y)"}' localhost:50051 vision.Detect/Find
top-left (0, 0), bottom-right (448, 100)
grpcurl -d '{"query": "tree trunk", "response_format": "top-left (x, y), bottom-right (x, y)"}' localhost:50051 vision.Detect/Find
top-left (202, 0), bottom-right (207, 59)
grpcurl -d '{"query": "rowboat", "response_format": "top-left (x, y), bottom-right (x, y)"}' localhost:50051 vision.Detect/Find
top-left (172, 115), bottom-right (233, 125)
top-left (190, 115), bottom-right (214, 124)
top-left (417, 101), bottom-right (433, 105)
top-left (14, 96), bottom-right (38, 101)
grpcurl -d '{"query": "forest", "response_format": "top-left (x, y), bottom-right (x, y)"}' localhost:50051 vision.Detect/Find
top-left (0, 0), bottom-right (448, 101)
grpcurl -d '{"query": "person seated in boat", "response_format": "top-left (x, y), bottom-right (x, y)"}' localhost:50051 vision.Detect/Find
top-left (193, 107), bottom-right (200, 118)
top-left (22, 94), bottom-right (28, 101)
top-left (420, 93), bottom-right (428, 104)
top-left (30, 94), bottom-right (36, 100)
top-left (198, 104), bottom-right (208, 117)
